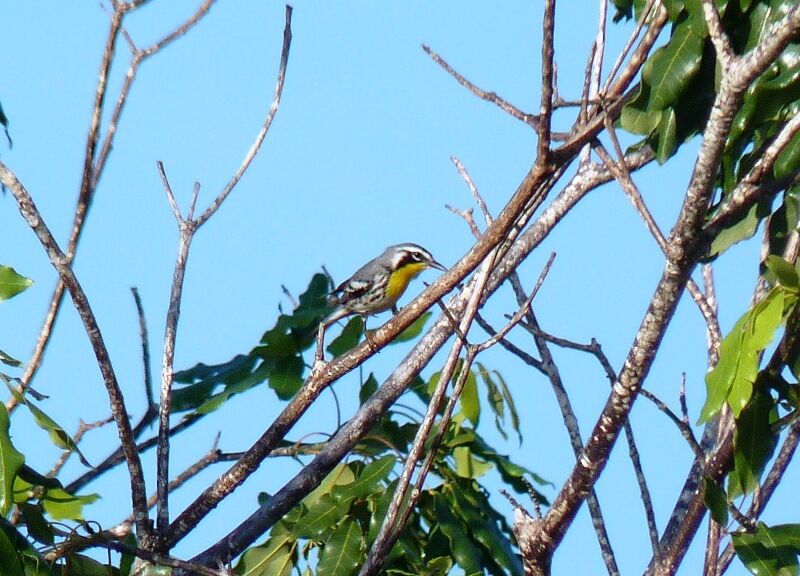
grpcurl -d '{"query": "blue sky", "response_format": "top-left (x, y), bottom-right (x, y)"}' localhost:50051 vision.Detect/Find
top-left (0, 2), bottom-right (783, 574)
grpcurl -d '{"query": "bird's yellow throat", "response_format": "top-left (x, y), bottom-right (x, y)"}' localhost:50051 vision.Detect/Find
top-left (385, 262), bottom-right (428, 301)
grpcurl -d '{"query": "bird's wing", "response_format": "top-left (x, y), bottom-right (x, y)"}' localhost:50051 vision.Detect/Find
top-left (331, 277), bottom-right (373, 306)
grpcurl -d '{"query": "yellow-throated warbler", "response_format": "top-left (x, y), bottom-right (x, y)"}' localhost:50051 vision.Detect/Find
top-left (324, 243), bottom-right (446, 327)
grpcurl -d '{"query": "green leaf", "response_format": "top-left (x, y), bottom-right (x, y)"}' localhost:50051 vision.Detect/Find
top-left (0, 404), bottom-right (24, 516)
top-left (302, 464), bottom-right (355, 508)
top-left (642, 21), bottom-right (704, 111)
top-left (18, 502), bottom-right (54, 545)
top-left (64, 554), bottom-right (118, 576)
top-left (445, 482), bottom-right (524, 575)
top-left (0, 349), bottom-right (22, 368)
top-left (459, 370), bottom-right (480, 427)
top-left (775, 130), bottom-right (800, 180)
top-left (453, 446), bottom-right (493, 480)
top-left (0, 521), bottom-right (24, 576)
top-left (393, 312), bottom-right (432, 343)
top-left (333, 455), bottom-right (395, 503)
top-left (703, 477), bottom-right (729, 526)
top-left (234, 527), bottom-right (295, 576)
top-left (655, 107), bottom-right (678, 163)
top-left (0, 100), bottom-right (10, 147)
top-left (0, 266), bottom-right (33, 301)
top-left (42, 488), bottom-right (99, 521)
top-left (195, 362), bottom-right (271, 415)
top-left (327, 317), bottom-right (363, 357)
top-left (733, 523), bottom-right (800, 576)
top-left (708, 201), bottom-right (767, 258)
top-left (9, 390), bottom-right (92, 468)
top-left (620, 84), bottom-right (663, 135)
top-left (119, 532), bottom-right (137, 576)
top-left (359, 373), bottom-right (378, 405)
top-left (700, 288), bottom-right (786, 421)
top-left (733, 388), bottom-right (778, 496)
top-left (292, 494), bottom-right (351, 539)
top-left (765, 256), bottom-right (800, 290)
top-left (432, 495), bottom-right (483, 575)
top-left (266, 355), bottom-right (305, 400)
top-left (317, 518), bottom-right (363, 576)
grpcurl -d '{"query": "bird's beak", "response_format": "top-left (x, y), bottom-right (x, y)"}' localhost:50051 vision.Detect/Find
top-left (428, 259), bottom-right (446, 272)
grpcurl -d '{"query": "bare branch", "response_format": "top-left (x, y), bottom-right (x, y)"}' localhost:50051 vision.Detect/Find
top-left (602, 0), bottom-right (659, 94)
top-left (475, 253), bottom-right (556, 353)
top-left (508, 274), bottom-right (620, 575)
top-left (592, 140), bottom-right (720, 342)
top-left (186, 137), bottom-right (655, 569)
top-left (705, 110), bottom-right (800, 232)
top-left (195, 5), bottom-right (294, 228)
top-left (0, 162), bottom-right (152, 545)
top-left (452, 156), bottom-right (493, 226)
top-left (701, 0), bottom-right (734, 70)
top-left (11, 6), bottom-right (125, 411)
top-left (422, 45), bottom-right (539, 128)
top-left (13, 0), bottom-right (214, 411)
top-left (360, 247), bottom-right (502, 576)
top-left (131, 287), bottom-right (156, 409)
top-left (536, 0), bottom-right (556, 159)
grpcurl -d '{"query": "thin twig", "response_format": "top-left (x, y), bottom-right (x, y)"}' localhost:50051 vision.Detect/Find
top-left (700, 0), bottom-right (734, 70)
top-left (536, 0), bottom-right (556, 160)
top-left (131, 287), bottom-right (156, 411)
top-left (507, 273), bottom-right (621, 574)
top-left (48, 416), bottom-right (114, 478)
top-left (451, 156), bottom-right (493, 226)
top-left (0, 162), bottom-right (152, 545)
top-left (12, 0), bottom-right (214, 412)
top-left (10, 7), bottom-right (125, 411)
top-left (195, 5), bottom-right (293, 228)
top-left (445, 204), bottom-right (481, 239)
top-left (125, 435), bottom-right (222, 525)
top-left (358, 247), bottom-right (502, 576)
top-left (593, 139), bottom-right (722, 348)
top-left (422, 45), bottom-right (539, 128)
top-left (476, 253), bottom-right (556, 353)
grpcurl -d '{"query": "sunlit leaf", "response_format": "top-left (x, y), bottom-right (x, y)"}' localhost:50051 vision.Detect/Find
top-left (0, 349), bottom-right (22, 368)
top-left (700, 288), bottom-right (786, 421)
top-left (0, 404), bottom-right (24, 516)
top-left (453, 446), bottom-right (492, 480)
top-left (459, 370), bottom-right (480, 427)
top-left (42, 488), bottom-right (100, 521)
top-left (8, 390), bottom-right (92, 468)
top-left (642, 20), bottom-right (704, 111)
top-left (292, 494), bottom-right (350, 540)
top-left (317, 518), bottom-right (363, 576)
top-left (732, 388), bottom-right (778, 497)
top-left (235, 526), bottom-right (295, 576)
top-left (703, 477), bottom-right (729, 526)
top-left (764, 256), bottom-right (799, 290)
top-left (0, 266), bottom-right (33, 301)
top-left (733, 522), bottom-right (800, 576)
top-left (333, 455), bottom-right (395, 503)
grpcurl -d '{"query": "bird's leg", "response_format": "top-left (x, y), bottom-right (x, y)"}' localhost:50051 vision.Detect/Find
top-left (315, 321), bottom-right (328, 364)
top-left (362, 315), bottom-right (379, 351)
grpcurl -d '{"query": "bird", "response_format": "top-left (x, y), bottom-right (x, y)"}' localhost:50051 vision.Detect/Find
top-left (316, 243), bottom-right (446, 358)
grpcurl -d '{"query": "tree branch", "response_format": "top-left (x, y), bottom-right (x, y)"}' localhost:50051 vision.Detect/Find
top-left (0, 162), bottom-right (152, 546)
